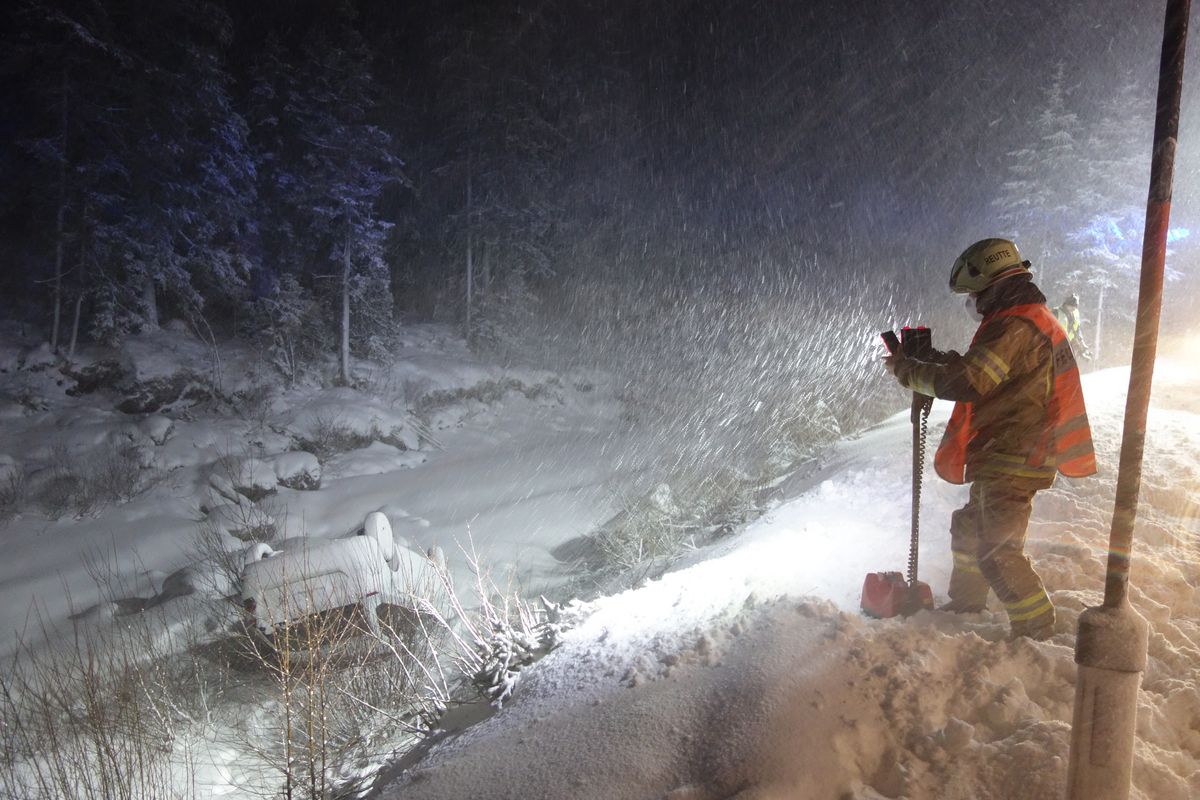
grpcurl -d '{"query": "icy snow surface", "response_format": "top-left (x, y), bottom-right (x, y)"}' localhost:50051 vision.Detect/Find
top-left (378, 357), bottom-right (1200, 800)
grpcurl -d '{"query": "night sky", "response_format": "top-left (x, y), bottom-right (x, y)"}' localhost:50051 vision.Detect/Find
top-left (0, 0), bottom-right (1196, 333)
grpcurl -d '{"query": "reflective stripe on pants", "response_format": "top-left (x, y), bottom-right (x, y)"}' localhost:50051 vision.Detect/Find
top-left (947, 479), bottom-right (1055, 634)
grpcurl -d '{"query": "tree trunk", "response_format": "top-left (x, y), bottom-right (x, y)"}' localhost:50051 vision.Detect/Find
top-left (340, 216), bottom-right (352, 385)
top-left (68, 217), bottom-right (88, 360)
top-left (465, 165), bottom-right (473, 342)
top-left (68, 291), bottom-right (84, 360)
top-left (142, 277), bottom-right (159, 329)
top-left (51, 69), bottom-right (69, 353)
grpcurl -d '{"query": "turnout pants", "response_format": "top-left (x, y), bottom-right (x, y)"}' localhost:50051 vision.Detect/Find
top-left (947, 479), bottom-right (1055, 637)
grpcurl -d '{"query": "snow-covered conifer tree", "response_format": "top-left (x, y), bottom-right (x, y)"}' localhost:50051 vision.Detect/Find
top-left (1064, 76), bottom-right (1154, 360)
top-left (16, 0), bottom-right (257, 345)
top-left (259, 8), bottom-right (402, 383)
top-left (993, 61), bottom-right (1085, 269)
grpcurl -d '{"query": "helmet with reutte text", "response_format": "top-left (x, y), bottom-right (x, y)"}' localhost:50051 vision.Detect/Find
top-left (948, 238), bottom-right (1032, 294)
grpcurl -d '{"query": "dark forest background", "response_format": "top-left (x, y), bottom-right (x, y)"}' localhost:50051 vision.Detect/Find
top-left (1, 0), bottom-right (1197, 471)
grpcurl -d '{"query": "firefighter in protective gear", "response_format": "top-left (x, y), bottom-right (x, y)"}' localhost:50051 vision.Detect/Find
top-left (1054, 294), bottom-right (1093, 360)
top-left (883, 238), bottom-right (1096, 640)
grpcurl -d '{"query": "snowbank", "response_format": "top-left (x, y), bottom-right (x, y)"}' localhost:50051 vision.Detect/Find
top-left (379, 359), bottom-right (1200, 800)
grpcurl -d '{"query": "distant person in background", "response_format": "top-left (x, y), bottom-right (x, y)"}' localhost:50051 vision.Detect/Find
top-left (1053, 294), bottom-right (1093, 361)
top-left (883, 238), bottom-right (1096, 640)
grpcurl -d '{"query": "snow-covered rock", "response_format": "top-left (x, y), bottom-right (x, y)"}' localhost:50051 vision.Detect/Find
top-left (228, 456), bottom-right (278, 498)
top-left (117, 370), bottom-right (213, 414)
top-left (138, 414), bottom-right (175, 445)
top-left (271, 451), bottom-right (321, 490)
top-left (204, 501), bottom-right (276, 540)
top-left (160, 562), bottom-right (235, 601)
top-left (207, 473), bottom-right (248, 507)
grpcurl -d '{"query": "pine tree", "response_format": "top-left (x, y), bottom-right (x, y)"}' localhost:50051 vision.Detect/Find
top-left (247, 33), bottom-right (303, 285)
top-left (423, 4), bottom-right (571, 349)
top-left (1064, 76), bottom-right (1154, 361)
top-left (11, 0), bottom-right (127, 349)
top-left (275, 9), bottom-right (403, 383)
top-left (14, 0), bottom-right (257, 345)
top-left (993, 61), bottom-right (1085, 270)
top-left (111, 1), bottom-right (255, 339)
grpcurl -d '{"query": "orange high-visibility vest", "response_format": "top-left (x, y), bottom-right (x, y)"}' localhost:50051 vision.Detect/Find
top-left (934, 304), bottom-right (1097, 484)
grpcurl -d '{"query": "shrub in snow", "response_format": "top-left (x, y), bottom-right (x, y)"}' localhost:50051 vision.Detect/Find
top-left (0, 458), bottom-right (26, 523)
top-left (295, 412), bottom-right (376, 463)
top-left (376, 422), bottom-right (421, 451)
top-left (86, 442), bottom-right (152, 503)
top-left (409, 544), bottom-right (568, 710)
top-left (413, 377), bottom-right (560, 415)
top-left (761, 396), bottom-right (842, 476)
top-left (588, 472), bottom-right (762, 581)
top-left (470, 595), bottom-right (564, 708)
top-left (230, 382), bottom-right (278, 434)
top-left (592, 483), bottom-right (691, 575)
top-left (412, 377), bottom-right (561, 433)
top-left (204, 500), bottom-right (278, 542)
top-left (0, 455), bottom-right (19, 486)
top-left (248, 273), bottom-right (331, 385)
top-left (0, 597), bottom-right (234, 800)
top-left (12, 386), bottom-right (50, 413)
top-left (31, 440), bottom-right (152, 519)
top-left (272, 451), bottom-right (322, 491)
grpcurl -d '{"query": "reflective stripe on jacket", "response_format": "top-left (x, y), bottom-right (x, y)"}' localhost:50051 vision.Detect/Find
top-left (934, 304), bottom-right (1097, 485)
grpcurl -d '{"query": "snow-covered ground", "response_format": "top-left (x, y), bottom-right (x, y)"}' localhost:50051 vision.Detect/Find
top-left (377, 351), bottom-right (1200, 800)
top-left (0, 324), bottom-right (663, 798)
top-left (0, 325), bottom-right (640, 659)
top-left (2, 325), bottom-right (1199, 799)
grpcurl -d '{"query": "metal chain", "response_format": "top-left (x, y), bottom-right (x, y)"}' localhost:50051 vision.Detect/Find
top-left (908, 396), bottom-right (933, 586)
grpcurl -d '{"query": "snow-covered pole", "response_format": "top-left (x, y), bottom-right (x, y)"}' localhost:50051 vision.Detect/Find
top-left (1067, 1), bottom-right (1189, 798)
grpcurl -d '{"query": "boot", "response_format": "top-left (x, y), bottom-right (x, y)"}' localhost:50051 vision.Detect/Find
top-left (1009, 616), bottom-right (1055, 642)
top-left (938, 598), bottom-right (985, 614)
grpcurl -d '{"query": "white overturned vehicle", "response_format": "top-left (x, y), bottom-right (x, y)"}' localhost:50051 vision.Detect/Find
top-left (240, 512), bottom-right (445, 643)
